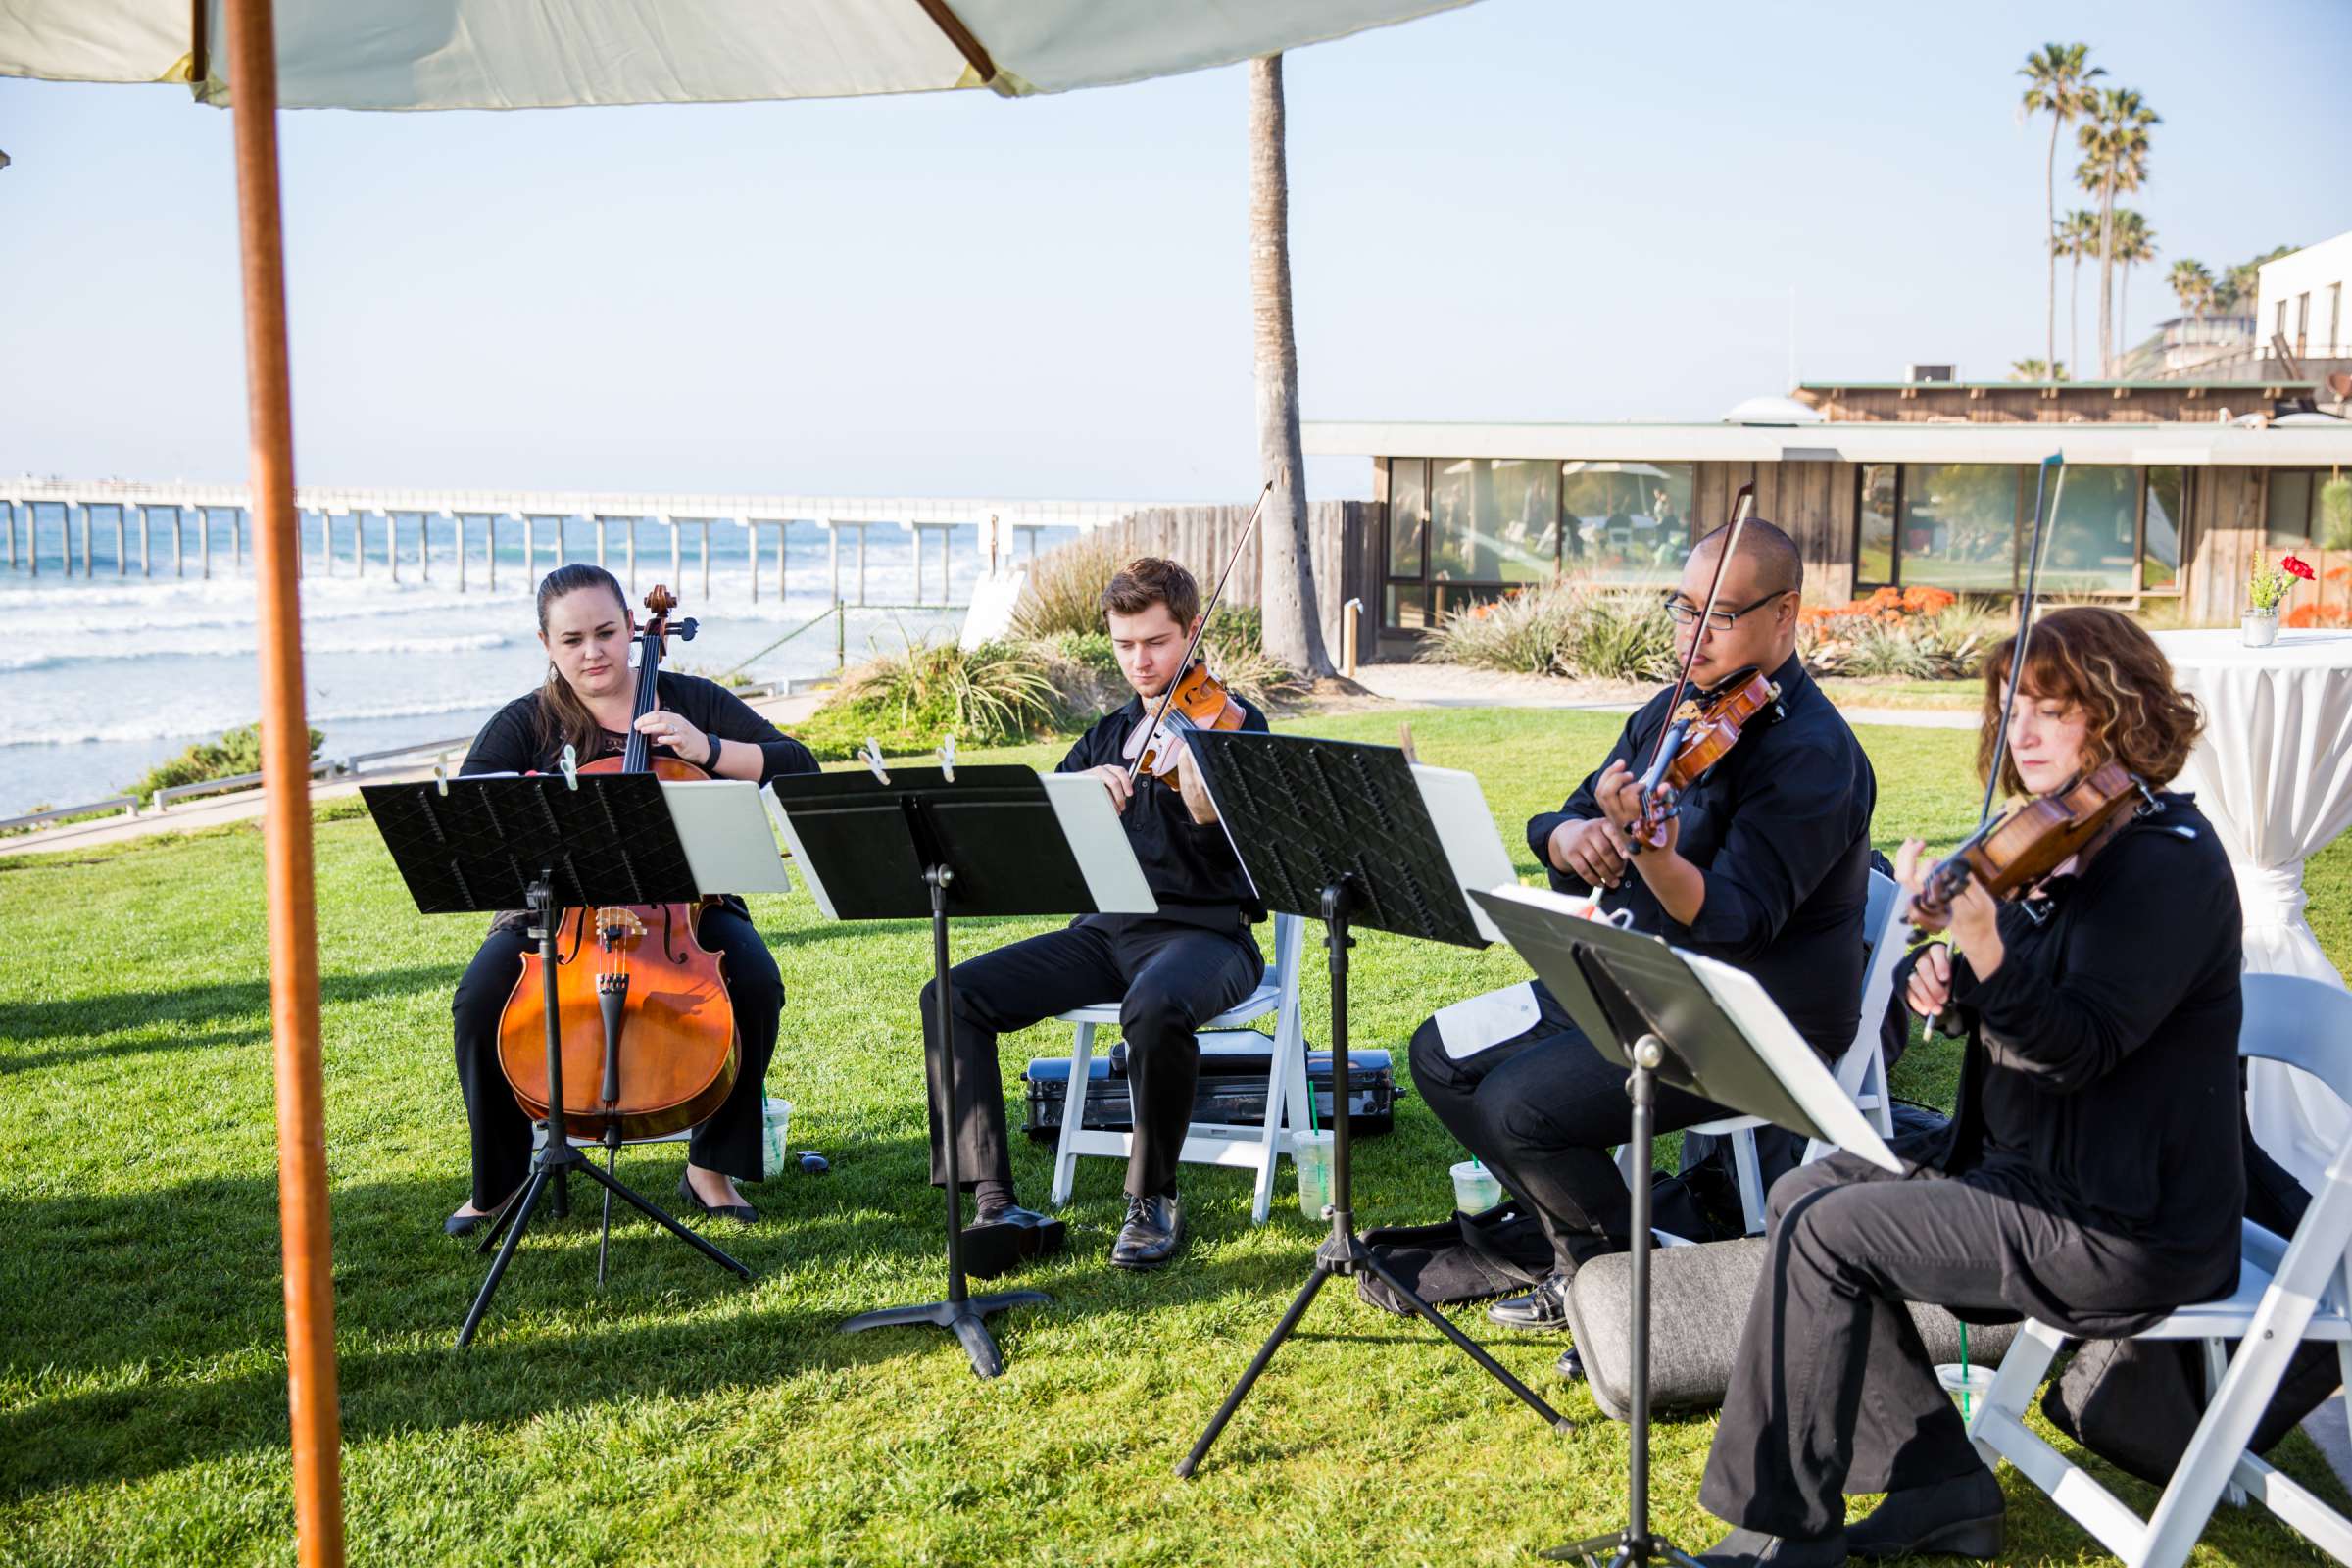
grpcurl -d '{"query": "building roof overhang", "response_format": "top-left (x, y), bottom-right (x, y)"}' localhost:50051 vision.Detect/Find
top-left (1303, 419), bottom-right (2352, 467)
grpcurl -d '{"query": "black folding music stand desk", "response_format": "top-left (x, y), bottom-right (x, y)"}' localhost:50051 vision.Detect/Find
top-left (767, 762), bottom-right (1155, 1380)
top-left (1467, 883), bottom-right (1899, 1568)
top-left (363, 772), bottom-right (760, 1348)
top-left (1170, 730), bottom-right (1574, 1479)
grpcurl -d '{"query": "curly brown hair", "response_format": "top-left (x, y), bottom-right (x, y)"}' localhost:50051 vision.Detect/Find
top-left (1975, 605), bottom-right (2203, 793)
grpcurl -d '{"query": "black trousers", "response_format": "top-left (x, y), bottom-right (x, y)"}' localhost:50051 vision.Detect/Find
top-left (919, 917), bottom-right (1263, 1201)
top-left (451, 905), bottom-right (783, 1210)
top-left (1407, 981), bottom-right (1736, 1274)
top-left (1699, 1155), bottom-right (2050, 1541)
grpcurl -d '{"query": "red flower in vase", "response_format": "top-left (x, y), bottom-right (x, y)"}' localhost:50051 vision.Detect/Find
top-left (2283, 555), bottom-right (2317, 582)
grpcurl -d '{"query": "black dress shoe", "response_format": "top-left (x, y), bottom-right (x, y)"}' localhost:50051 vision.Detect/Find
top-left (1695, 1526), bottom-right (1849, 1566)
top-left (1554, 1345), bottom-right (1585, 1382)
top-left (1110, 1192), bottom-right (1186, 1270)
top-left (444, 1208), bottom-right (493, 1239)
top-left (962, 1201), bottom-right (1067, 1279)
top-left (1847, 1466), bottom-right (2005, 1561)
top-left (675, 1172), bottom-right (758, 1223)
top-left (1487, 1272), bottom-right (1572, 1332)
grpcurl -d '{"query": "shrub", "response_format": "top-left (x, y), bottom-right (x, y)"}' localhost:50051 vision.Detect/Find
top-left (1009, 534), bottom-right (1122, 640)
top-left (803, 637), bottom-right (1064, 759)
top-left (131, 722), bottom-right (325, 803)
top-left (1797, 589), bottom-right (1995, 680)
top-left (1423, 577), bottom-right (1678, 682)
top-left (2322, 477), bottom-right (2352, 552)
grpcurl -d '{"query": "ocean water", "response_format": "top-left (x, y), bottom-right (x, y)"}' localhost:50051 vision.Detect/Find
top-left (0, 510), bottom-right (1072, 817)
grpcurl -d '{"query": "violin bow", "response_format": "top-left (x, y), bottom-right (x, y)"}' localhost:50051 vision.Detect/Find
top-left (1123, 478), bottom-right (1277, 789)
top-left (1973, 453), bottom-right (2066, 826)
top-left (1631, 484), bottom-right (1754, 808)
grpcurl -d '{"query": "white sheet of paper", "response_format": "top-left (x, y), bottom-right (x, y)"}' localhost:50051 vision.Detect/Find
top-left (660, 779), bottom-right (792, 896)
top-left (1433, 980), bottom-right (1544, 1060)
top-left (1679, 951), bottom-right (1901, 1172)
top-left (1039, 771), bottom-right (1158, 916)
top-left (1411, 763), bottom-right (1518, 943)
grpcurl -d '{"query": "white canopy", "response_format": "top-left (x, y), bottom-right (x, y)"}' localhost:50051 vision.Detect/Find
top-left (0, 0), bottom-right (1473, 109)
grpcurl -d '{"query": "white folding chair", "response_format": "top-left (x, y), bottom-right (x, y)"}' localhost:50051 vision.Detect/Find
top-left (1048, 911), bottom-right (1309, 1225)
top-left (1620, 867), bottom-right (1905, 1243)
top-left (1967, 973), bottom-right (2352, 1568)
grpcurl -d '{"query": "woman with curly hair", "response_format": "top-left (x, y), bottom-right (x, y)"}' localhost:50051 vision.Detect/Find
top-left (1691, 607), bottom-right (2243, 1566)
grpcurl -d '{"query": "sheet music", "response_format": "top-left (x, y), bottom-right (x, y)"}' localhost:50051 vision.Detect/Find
top-left (1679, 952), bottom-right (1899, 1173)
top-left (1410, 763), bottom-right (1518, 943)
top-left (1038, 772), bottom-right (1158, 916)
top-left (661, 779), bottom-right (792, 896)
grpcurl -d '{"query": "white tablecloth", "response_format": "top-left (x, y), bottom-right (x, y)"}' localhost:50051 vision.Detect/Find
top-left (2154, 628), bottom-right (2352, 1187)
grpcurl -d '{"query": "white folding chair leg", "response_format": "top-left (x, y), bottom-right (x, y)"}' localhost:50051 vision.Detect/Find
top-left (2202, 1339), bottom-right (2248, 1510)
top-left (1250, 1030), bottom-right (1288, 1225)
top-left (1969, 1315), bottom-right (2064, 1472)
top-left (1050, 1020), bottom-right (1097, 1208)
top-left (1731, 1126), bottom-right (1767, 1235)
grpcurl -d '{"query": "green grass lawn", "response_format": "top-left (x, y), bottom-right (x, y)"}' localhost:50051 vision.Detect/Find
top-left (4, 706), bottom-right (2347, 1566)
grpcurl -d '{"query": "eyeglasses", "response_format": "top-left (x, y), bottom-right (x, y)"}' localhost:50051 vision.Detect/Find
top-left (1662, 589), bottom-right (1791, 631)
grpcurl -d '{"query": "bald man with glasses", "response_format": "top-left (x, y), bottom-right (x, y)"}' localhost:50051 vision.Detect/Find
top-left (1406, 517), bottom-right (1878, 1347)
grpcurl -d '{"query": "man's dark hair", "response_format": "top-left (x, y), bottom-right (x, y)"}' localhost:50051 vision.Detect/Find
top-left (1102, 555), bottom-right (1202, 626)
top-left (1692, 515), bottom-right (1802, 597)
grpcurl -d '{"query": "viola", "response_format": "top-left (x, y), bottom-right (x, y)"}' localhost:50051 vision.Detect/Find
top-left (1133, 659), bottom-right (1250, 787)
top-left (1626, 666), bottom-right (1781, 851)
top-left (1908, 759), bottom-right (2146, 932)
top-left (495, 584), bottom-right (741, 1144)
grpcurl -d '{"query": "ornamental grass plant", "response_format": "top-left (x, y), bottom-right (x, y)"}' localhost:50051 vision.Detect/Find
top-left (1423, 576), bottom-right (1678, 682)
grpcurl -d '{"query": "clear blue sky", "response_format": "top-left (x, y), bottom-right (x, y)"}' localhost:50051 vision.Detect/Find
top-left (2, 0), bottom-right (2344, 502)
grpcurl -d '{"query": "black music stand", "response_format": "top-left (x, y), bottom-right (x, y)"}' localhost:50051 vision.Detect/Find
top-left (363, 773), bottom-right (757, 1348)
top-left (768, 762), bottom-right (1155, 1379)
top-left (1171, 731), bottom-right (1575, 1479)
top-left (1467, 884), bottom-right (1900, 1568)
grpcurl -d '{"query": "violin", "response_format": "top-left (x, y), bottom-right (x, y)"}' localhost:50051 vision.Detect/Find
top-left (1125, 478), bottom-right (1274, 793)
top-left (1908, 759), bottom-right (2146, 931)
top-left (1132, 660), bottom-right (1250, 787)
top-left (1626, 483), bottom-right (1765, 852)
top-left (496, 584), bottom-right (741, 1147)
top-left (1626, 666), bottom-right (1781, 851)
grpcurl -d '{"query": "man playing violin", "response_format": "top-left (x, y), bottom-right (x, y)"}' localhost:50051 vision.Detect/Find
top-left (918, 555), bottom-right (1267, 1273)
top-left (1408, 516), bottom-right (1877, 1338)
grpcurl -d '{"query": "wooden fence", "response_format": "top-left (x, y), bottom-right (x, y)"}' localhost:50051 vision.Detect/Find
top-left (1081, 500), bottom-right (1386, 662)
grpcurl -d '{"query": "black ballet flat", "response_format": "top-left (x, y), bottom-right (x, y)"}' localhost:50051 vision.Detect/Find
top-left (444, 1208), bottom-right (495, 1239)
top-left (676, 1172), bottom-right (758, 1223)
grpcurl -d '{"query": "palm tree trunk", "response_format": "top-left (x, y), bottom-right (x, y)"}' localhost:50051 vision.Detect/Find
top-left (2070, 253), bottom-right (2082, 377)
top-left (1249, 54), bottom-right (1333, 678)
top-left (2043, 118), bottom-right (2058, 375)
top-left (2119, 262), bottom-right (2132, 370)
top-left (2097, 179), bottom-right (2116, 376)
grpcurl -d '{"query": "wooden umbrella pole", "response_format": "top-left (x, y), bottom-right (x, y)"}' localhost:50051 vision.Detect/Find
top-left (221, 1), bottom-right (346, 1564)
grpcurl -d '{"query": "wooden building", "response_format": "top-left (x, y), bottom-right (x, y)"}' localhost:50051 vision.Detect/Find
top-left (1307, 382), bottom-right (2352, 650)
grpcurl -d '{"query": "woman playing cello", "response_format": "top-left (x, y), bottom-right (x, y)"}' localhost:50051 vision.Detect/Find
top-left (1691, 606), bottom-right (2242, 1566)
top-left (443, 564), bottom-right (815, 1237)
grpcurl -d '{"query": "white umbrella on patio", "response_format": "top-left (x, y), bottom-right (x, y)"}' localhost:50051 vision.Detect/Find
top-left (0, 6), bottom-right (1481, 1565)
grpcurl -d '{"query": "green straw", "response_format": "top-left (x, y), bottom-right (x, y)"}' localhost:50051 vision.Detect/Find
top-left (1959, 1323), bottom-right (1972, 1420)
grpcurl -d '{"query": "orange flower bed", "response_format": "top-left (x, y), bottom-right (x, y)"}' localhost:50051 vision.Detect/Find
top-left (2285, 604), bottom-right (2352, 629)
top-left (1797, 585), bottom-right (1957, 627)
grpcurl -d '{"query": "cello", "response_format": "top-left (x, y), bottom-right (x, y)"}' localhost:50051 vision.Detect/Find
top-left (495, 585), bottom-right (741, 1154)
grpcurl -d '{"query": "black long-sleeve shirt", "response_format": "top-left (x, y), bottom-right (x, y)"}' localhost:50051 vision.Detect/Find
top-left (1926, 793), bottom-right (2245, 1332)
top-left (1525, 654), bottom-right (1877, 1058)
top-left (460, 672), bottom-right (817, 931)
top-left (1059, 693), bottom-right (1270, 931)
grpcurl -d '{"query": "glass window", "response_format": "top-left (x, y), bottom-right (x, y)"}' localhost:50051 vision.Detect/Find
top-left (1897, 464), bottom-right (2023, 593)
top-left (1857, 465), bottom-right (1897, 586)
top-left (1433, 582), bottom-right (1512, 623)
top-left (2041, 465), bottom-right (2142, 595)
top-left (1559, 461), bottom-right (1694, 584)
top-left (2268, 470), bottom-right (2316, 546)
top-left (1429, 460), bottom-right (1554, 583)
top-left (1388, 459), bottom-right (1427, 578)
top-left (2142, 466), bottom-right (2182, 592)
top-left (1384, 583), bottom-right (1429, 632)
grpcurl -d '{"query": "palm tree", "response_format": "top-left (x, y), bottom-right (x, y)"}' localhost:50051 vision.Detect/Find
top-left (1248, 55), bottom-right (1333, 678)
top-left (2077, 86), bottom-right (2159, 375)
top-left (2010, 358), bottom-right (2067, 382)
top-left (2110, 210), bottom-right (2156, 368)
top-left (2018, 44), bottom-right (2103, 377)
top-left (2169, 259), bottom-right (2214, 321)
top-left (2055, 209), bottom-right (2100, 376)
